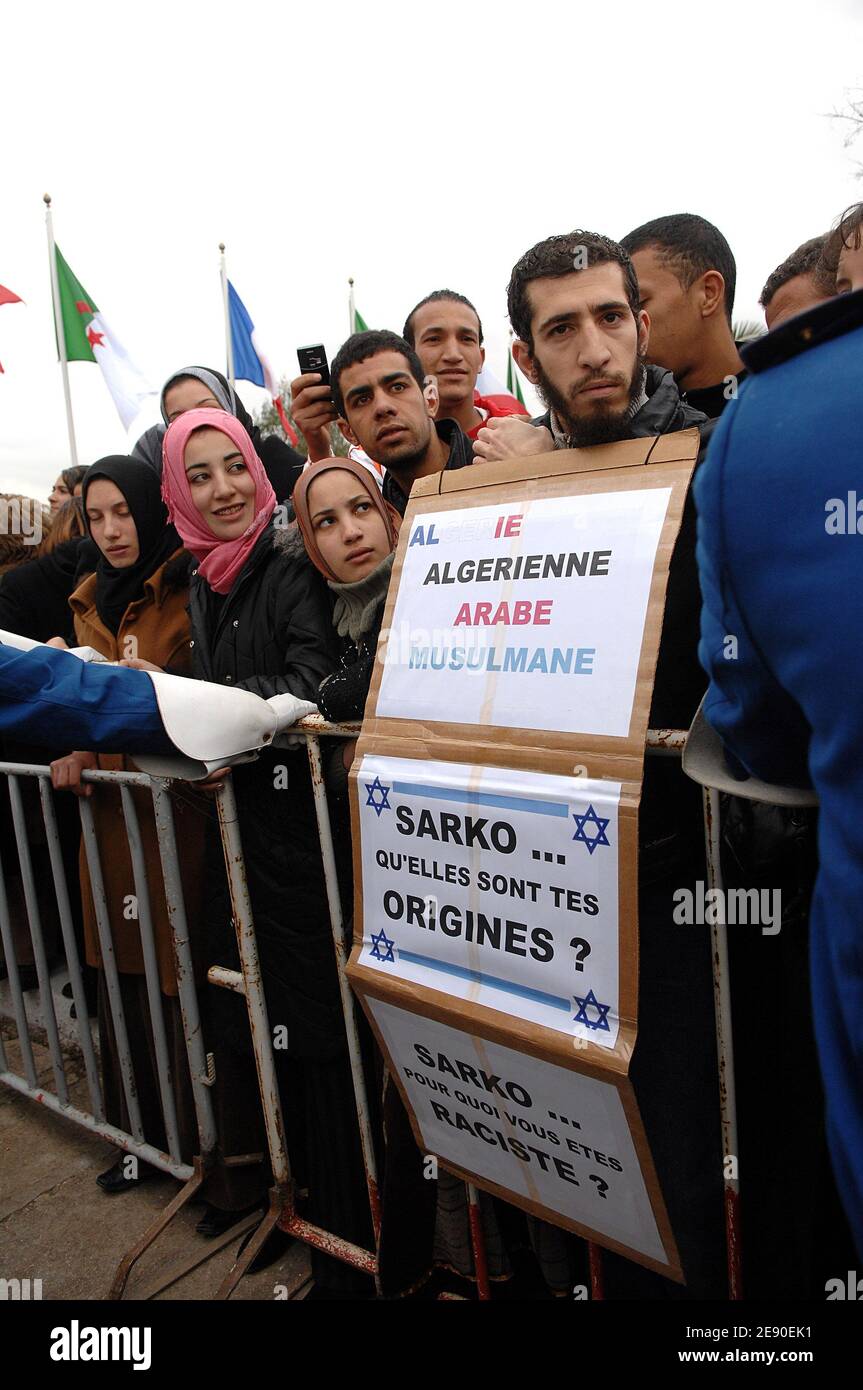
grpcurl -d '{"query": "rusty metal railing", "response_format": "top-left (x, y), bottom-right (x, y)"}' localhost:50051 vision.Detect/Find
top-left (0, 760), bottom-right (219, 1299)
top-left (0, 723), bottom-right (743, 1302)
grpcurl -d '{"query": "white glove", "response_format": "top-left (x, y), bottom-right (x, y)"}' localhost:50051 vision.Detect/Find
top-left (268, 692), bottom-right (318, 745)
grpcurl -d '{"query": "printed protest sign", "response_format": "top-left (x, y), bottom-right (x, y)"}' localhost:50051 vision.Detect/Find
top-left (365, 997), bottom-right (681, 1278)
top-left (376, 487), bottom-right (672, 739)
top-left (348, 436), bottom-right (700, 1275)
top-left (356, 752), bottom-right (631, 1051)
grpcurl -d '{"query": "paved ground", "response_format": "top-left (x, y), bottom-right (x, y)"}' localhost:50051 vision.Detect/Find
top-left (1, 974), bottom-right (311, 1302)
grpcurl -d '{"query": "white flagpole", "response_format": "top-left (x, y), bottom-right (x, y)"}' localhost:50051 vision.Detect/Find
top-left (348, 276), bottom-right (355, 336)
top-left (219, 242), bottom-right (235, 389)
top-left (44, 193), bottom-right (79, 469)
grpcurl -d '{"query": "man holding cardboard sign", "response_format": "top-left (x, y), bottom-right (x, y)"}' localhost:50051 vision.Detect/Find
top-left (474, 231), bottom-right (724, 1297)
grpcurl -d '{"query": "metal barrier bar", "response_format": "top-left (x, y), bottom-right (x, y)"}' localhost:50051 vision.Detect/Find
top-left (645, 729), bottom-right (688, 753)
top-left (207, 966), bottom-right (244, 993)
top-left (0, 835), bottom-right (38, 1090)
top-left (7, 774), bottom-right (69, 1103)
top-left (118, 783), bottom-right (182, 1164)
top-left (0, 1072), bottom-right (193, 1178)
top-left (702, 784), bottom-right (742, 1299)
top-left (150, 780), bottom-right (217, 1158)
top-left (305, 731), bottom-right (381, 1241)
top-left (465, 1182), bottom-right (491, 1300)
top-left (588, 1241), bottom-right (606, 1300)
top-left (78, 792), bottom-right (145, 1141)
top-left (213, 775), bottom-right (290, 1188)
top-left (38, 776), bottom-right (103, 1117)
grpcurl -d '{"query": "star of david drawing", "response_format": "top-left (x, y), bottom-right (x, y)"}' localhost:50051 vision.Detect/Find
top-left (572, 803), bottom-right (610, 855)
top-left (365, 776), bottom-right (392, 817)
top-left (370, 927), bottom-right (396, 963)
top-left (573, 989), bottom-right (611, 1031)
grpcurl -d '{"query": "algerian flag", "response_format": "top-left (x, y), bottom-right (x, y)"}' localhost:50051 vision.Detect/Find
top-left (53, 247), bottom-right (156, 429)
top-left (352, 306), bottom-right (369, 332)
top-left (506, 346), bottom-right (526, 408)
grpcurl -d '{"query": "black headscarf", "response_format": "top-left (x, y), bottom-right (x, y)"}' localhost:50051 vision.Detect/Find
top-left (159, 364), bottom-right (304, 503)
top-left (131, 423), bottom-right (166, 475)
top-left (82, 456), bottom-right (181, 635)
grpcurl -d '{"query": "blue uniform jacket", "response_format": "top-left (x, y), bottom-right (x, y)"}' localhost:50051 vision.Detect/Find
top-left (0, 642), bottom-right (172, 753)
top-left (695, 290), bottom-right (863, 1256)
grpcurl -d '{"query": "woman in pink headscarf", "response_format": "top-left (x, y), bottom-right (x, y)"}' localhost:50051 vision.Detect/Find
top-left (160, 412), bottom-right (373, 1296)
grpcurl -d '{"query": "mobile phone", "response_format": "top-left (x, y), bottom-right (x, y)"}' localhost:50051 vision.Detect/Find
top-left (297, 344), bottom-right (330, 387)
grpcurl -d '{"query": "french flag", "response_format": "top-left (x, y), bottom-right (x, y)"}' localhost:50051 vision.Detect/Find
top-left (227, 281), bottom-right (298, 445)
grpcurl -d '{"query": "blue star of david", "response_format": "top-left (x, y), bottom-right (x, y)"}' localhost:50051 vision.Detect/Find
top-left (365, 776), bottom-right (392, 817)
top-left (572, 803), bottom-right (610, 855)
top-left (574, 989), bottom-right (611, 1031)
top-left (369, 927), bottom-right (396, 963)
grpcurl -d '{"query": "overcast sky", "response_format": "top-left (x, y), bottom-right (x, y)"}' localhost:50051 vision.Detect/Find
top-left (2, 0), bottom-right (862, 499)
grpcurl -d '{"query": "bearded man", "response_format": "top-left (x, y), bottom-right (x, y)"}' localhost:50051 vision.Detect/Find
top-left (474, 229), bottom-right (707, 456)
top-left (476, 231), bottom-right (735, 1299)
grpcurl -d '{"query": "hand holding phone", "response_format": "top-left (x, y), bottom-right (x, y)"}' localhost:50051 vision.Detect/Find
top-left (293, 344), bottom-right (336, 462)
top-left (296, 344), bottom-right (330, 387)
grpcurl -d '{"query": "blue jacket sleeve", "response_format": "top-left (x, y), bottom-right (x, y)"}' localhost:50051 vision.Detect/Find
top-left (695, 404), bottom-right (812, 789)
top-left (0, 644), bottom-right (173, 754)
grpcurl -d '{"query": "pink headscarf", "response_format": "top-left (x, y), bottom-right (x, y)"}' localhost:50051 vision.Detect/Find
top-left (161, 409), bottom-right (276, 595)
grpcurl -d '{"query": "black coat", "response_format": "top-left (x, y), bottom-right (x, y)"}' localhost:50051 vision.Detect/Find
top-left (531, 365), bottom-right (715, 878)
top-left (188, 521), bottom-right (345, 1058)
top-left (258, 435), bottom-right (305, 507)
top-left (0, 537), bottom-right (99, 645)
top-left (316, 611), bottom-right (382, 726)
top-left (382, 417), bottom-right (474, 516)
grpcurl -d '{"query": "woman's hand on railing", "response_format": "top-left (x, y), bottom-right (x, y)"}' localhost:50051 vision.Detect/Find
top-left (193, 766), bottom-right (232, 797)
top-left (50, 750), bottom-right (98, 797)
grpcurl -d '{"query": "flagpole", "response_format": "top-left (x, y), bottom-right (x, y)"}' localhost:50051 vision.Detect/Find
top-left (348, 277), bottom-right (355, 336)
top-left (219, 242), bottom-right (235, 389)
top-left (44, 194), bottom-right (79, 469)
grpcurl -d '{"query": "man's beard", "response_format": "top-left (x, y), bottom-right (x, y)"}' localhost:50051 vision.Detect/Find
top-left (534, 357), bottom-right (647, 447)
top-left (377, 423), bottom-right (432, 478)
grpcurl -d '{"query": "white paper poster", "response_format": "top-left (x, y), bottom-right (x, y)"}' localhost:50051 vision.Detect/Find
top-left (368, 999), bottom-right (669, 1268)
top-left (357, 753), bottom-right (622, 1048)
top-left (376, 489), bottom-right (672, 737)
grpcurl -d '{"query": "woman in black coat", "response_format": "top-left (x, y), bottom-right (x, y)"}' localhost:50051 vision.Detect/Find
top-left (161, 409), bottom-right (373, 1297)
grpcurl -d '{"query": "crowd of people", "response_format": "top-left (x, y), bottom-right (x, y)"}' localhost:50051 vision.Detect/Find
top-left (1, 202), bottom-right (862, 1299)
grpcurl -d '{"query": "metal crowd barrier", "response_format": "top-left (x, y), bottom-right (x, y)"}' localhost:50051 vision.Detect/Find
top-left (0, 759), bottom-right (223, 1296)
top-left (214, 720), bottom-right (743, 1302)
top-left (0, 723), bottom-right (746, 1301)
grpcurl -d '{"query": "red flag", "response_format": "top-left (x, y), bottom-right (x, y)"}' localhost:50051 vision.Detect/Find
top-left (0, 282), bottom-right (23, 370)
top-left (273, 396), bottom-right (299, 447)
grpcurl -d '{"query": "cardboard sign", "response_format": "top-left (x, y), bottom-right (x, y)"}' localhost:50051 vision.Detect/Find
top-left (348, 435), bottom-right (699, 1276)
top-left (356, 752), bottom-right (630, 1051)
top-left (364, 997), bottom-right (681, 1278)
top-left (360, 432), bottom-right (700, 778)
top-left (376, 487), bottom-right (672, 738)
